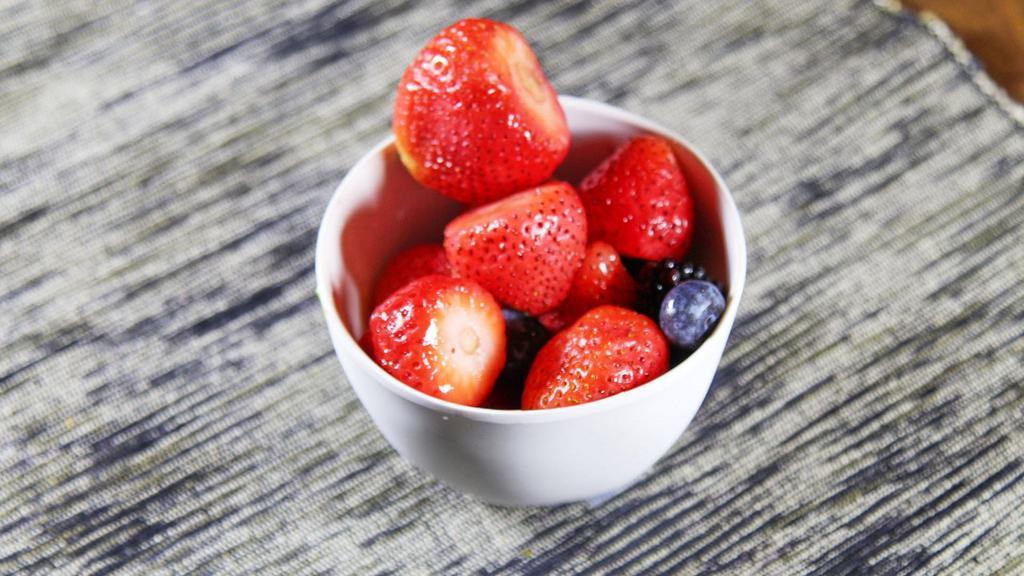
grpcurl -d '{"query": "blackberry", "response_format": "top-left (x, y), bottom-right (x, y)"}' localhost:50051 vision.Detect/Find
top-left (501, 309), bottom-right (550, 381)
top-left (636, 258), bottom-right (709, 316)
top-left (484, 309), bottom-right (551, 409)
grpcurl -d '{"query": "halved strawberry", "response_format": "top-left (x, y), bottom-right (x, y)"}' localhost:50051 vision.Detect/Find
top-left (369, 275), bottom-right (505, 407)
top-left (538, 241), bottom-right (638, 332)
top-left (372, 244), bottom-right (452, 307)
top-left (579, 135), bottom-right (694, 260)
top-left (444, 181), bottom-right (587, 315)
top-left (393, 18), bottom-right (570, 205)
top-left (522, 306), bottom-right (668, 410)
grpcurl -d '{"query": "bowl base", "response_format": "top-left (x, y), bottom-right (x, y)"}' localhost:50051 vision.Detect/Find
top-left (584, 474), bottom-right (644, 508)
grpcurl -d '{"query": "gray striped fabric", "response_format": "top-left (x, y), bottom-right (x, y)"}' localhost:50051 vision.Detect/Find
top-left (3, 0), bottom-right (1023, 574)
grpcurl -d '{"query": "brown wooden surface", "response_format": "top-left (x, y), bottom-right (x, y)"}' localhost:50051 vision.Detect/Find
top-left (905, 0), bottom-right (1024, 100)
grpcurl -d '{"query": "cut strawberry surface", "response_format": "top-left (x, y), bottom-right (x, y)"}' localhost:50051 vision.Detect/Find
top-left (369, 275), bottom-right (506, 407)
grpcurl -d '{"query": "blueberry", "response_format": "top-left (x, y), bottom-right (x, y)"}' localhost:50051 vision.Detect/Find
top-left (659, 280), bottom-right (726, 351)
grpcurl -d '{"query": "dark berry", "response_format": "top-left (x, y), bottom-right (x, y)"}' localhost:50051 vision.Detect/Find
top-left (484, 309), bottom-right (551, 409)
top-left (621, 256), bottom-right (648, 278)
top-left (636, 259), bottom-right (709, 317)
top-left (659, 280), bottom-right (725, 351)
top-left (670, 346), bottom-right (692, 368)
top-left (503, 309), bottom-right (550, 375)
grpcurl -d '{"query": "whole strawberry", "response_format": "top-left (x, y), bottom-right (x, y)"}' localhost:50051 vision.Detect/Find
top-left (444, 181), bottom-right (587, 315)
top-left (393, 18), bottom-right (570, 205)
top-left (522, 306), bottom-right (669, 410)
top-left (372, 244), bottom-right (452, 307)
top-left (580, 135), bottom-right (694, 260)
top-left (539, 241), bottom-right (638, 332)
top-left (369, 275), bottom-right (506, 407)
top-left (358, 332), bottom-right (374, 358)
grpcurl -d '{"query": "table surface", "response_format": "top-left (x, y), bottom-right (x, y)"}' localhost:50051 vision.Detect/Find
top-left (2, 0), bottom-right (1024, 574)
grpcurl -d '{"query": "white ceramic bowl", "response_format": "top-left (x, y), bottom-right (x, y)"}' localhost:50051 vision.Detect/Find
top-left (315, 96), bottom-right (746, 507)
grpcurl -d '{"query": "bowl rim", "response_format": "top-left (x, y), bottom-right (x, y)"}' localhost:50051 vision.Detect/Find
top-left (315, 95), bottom-right (747, 424)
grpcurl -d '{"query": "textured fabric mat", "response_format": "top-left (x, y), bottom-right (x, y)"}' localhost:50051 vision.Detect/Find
top-left (2, 0), bottom-right (1023, 573)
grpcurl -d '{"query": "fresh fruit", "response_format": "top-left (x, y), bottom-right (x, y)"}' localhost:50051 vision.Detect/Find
top-left (500, 309), bottom-right (551, 383)
top-left (369, 275), bottom-right (506, 406)
top-left (579, 135), bottom-right (694, 260)
top-left (539, 241), bottom-right (638, 332)
top-left (393, 18), bottom-right (570, 205)
top-left (444, 181), bottom-right (587, 315)
top-left (372, 244), bottom-right (452, 307)
top-left (484, 309), bottom-right (551, 409)
top-left (636, 258), bottom-right (708, 317)
top-left (358, 332), bottom-right (374, 357)
top-left (522, 306), bottom-right (669, 410)
top-left (481, 384), bottom-right (521, 410)
top-left (659, 280), bottom-right (725, 351)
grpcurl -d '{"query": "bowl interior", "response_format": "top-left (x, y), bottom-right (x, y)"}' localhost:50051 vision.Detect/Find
top-left (321, 98), bottom-right (737, 341)
top-left (327, 143), bottom-right (463, 337)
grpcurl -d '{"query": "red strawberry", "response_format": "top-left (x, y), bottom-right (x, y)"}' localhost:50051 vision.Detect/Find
top-left (521, 306), bottom-right (668, 410)
top-left (358, 332), bottom-right (374, 358)
top-left (393, 18), bottom-right (570, 205)
top-left (444, 181), bottom-right (587, 315)
top-left (372, 244), bottom-right (452, 307)
top-left (579, 135), bottom-right (694, 260)
top-left (538, 241), bottom-right (638, 332)
top-left (369, 275), bottom-right (506, 407)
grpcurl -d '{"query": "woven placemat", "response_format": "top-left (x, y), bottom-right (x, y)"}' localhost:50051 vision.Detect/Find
top-left (2, 0), bottom-right (1023, 573)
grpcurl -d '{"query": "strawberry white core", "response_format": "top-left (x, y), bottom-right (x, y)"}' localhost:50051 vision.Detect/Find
top-left (434, 296), bottom-right (502, 388)
top-left (459, 327), bottom-right (480, 354)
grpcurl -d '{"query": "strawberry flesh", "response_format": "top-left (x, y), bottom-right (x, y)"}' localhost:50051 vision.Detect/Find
top-left (369, 275), bottom-right (506, 407)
